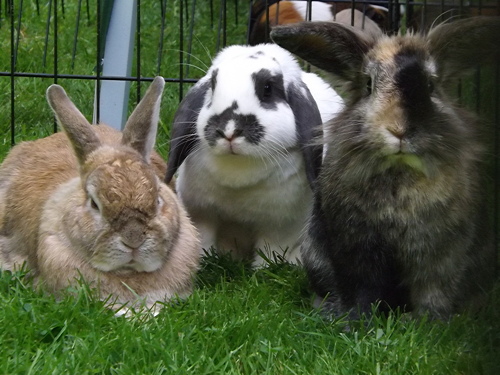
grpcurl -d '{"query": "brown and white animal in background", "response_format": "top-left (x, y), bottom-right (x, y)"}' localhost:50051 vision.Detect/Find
top-left (0, 77), bottom-right (200, 313)
top-left (271, 17), bottom-right (500, 320)
top-left (249, 0), bottom-right (389, 45)
top-left (165, 43), bottom-right (343, 266)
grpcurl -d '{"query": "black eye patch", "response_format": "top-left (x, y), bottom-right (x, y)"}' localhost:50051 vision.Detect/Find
top-left (251, 69), bottom-right (286, 110)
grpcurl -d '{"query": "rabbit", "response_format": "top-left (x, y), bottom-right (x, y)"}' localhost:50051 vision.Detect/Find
top-left (165, 43), bottom-right (343, 266)
top-left (248, 1), bottom-right (388, 45)
top-left (271, 16), bottom-right (500, 320)
top-left (0, 77), bottom-right (201, 313)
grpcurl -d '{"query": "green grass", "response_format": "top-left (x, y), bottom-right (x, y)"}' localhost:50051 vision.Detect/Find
top-left (2, 253), bottom-right (499, 374)
top-left (1, 1), bottom-right (500, 374)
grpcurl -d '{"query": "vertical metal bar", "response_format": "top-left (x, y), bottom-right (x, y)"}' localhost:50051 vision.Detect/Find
top-left (475, 0), bottom-right (483, 115)
top-left (179, 0), bottom-right (184, 101)
top-left (185, 0), bottom-right (196, 77)
top-left (210, 0), bottom-right (214, 29)
top-left (387, 0), bottom-right (393, 33)
top-left (245, 0), bottom-right (253, 44)
top-left (264, 0), bottom-right (269, 43)
top-left (350, 0), bottom-right (355, 25)
top-left (86, 0), bottom-right (90, 24)
top-left (136, 0), bottom-right (141, 103)
top-left (71, 0), bottom-right (83, 72)
top-left (275, 0), bottom-right (279, 25)
top-left (394, 0), bottom-right (400, 32)
top-left (421, 0), bottom-right (426, 29)
top-left (494, 61), bottom-right (500, 266)
top-left (216, 0), bottom-right (224, 51)
top-left (54, 0), bottom-right (58, 132)
top-left (96, 0), bottom-right (101, 124)
top-left (234, 0), bottom-right (238, 25)
top-left (9, 0), bottom-right (15, 146)
top-left (13, 0), bottom-right (23, 69)
top-left (157, 0), bottom-right (167, 75)
top-left (222, 0), bottom-right (226, 47)
top-left (405, 0), bottom-right (410, 32)
top-left (43, 0), bottom-right (53, 70)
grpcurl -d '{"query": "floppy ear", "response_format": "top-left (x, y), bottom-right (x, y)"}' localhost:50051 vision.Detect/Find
top-left (46, 84), bottom-right (101, 165)
top-left (287, 81), bottom-right (323, 189)
top-left (271, 22), bottom-right (373, 84)
top-left (121, 76), bottom-right (165, 161)
top-left (427, 17), bottom-right (500, 84)
top-left (165, 80), bottom-right (210, 183)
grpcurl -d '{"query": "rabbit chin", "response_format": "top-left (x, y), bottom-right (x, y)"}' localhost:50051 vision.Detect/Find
top-left (211, 138), bottom-right (247, 155)
top-left (380, 153), bottom-right (429, 176)
top-left (90, 255), bottom-right (164, 274)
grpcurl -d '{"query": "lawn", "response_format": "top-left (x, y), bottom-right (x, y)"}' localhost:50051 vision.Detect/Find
top-left (1, 1), bottom-right (499, 374)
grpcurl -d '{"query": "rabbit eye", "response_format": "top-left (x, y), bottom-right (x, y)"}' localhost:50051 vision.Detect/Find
top-left (157, 197), bottom-right (164, 208)
top-left (428, 80), bottom-right (434, 94)
top-left (263, 81), bottom-right (273, 98)
top-left (89, 197), bottom-right (99, 211)
top-left (366, 78), bottom-right (373, 95)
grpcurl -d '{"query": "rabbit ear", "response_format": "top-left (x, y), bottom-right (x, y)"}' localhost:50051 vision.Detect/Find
top-left (165, 80), bottom-right (210, 183)
top-left (427, 17), bottom-right (500, 83)
top-left (271, 22), bottom-right (373, 84)
top-left (121, 76), bottom-right (165, 161)
top-left (46, 84), bottom-right (101, 164)
top-left (287, 81), bottom-right (323, 188)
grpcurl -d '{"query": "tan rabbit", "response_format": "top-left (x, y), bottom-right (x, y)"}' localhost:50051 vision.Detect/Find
top-left (0, 77), bottom-right (200, 313)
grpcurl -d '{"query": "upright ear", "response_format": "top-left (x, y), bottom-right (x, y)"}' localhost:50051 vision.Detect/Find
top-left (427, 17), bottom-right (500, 84)
top-left (121, 76), bottom-right (165, 161)
top-left (287, 81), bottom-right (323, 189)
top-left (271, 22), bottom-right (373, 84)
top-left (165, 80), bottom-right (210, 184)
top-left (46, 84), bottom-right (101, 164)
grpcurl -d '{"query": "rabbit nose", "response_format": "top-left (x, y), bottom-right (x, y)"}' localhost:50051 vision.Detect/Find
top-left (121, 236), bottom-right (146, 250)
top-left (216, 126), bottom-right (242, 141)
top-left (387, 127), bottom-right (405, 140)
top-left (120, 220), bottom-right (147, 249)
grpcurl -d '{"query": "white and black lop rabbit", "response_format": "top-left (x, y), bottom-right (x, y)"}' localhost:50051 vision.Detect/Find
top-left (165, 43), bottom-right (343, 266)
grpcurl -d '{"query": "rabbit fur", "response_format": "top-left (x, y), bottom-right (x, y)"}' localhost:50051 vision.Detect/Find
top-left (0, 77), bottom-right (200, 313)
top-left (271, 17), bottom-right (499, 319)
top-left (165, 43), bottom-right (343, 266)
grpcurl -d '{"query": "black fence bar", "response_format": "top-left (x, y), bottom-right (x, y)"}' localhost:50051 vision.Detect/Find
top-left (9, 0), bottom-right (14, 146)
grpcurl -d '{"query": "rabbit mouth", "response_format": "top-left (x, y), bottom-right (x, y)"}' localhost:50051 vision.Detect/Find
top-left (381, 153), bottom-right (427, 175)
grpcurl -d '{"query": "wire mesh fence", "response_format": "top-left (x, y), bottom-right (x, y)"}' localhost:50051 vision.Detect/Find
top-left (0, 1), bottom-right (499, 245)
top-left (0, 0), bottom-right (248, 156)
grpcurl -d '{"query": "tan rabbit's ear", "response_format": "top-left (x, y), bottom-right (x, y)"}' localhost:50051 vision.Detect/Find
top-left (122, 76), bottom-right (165, 161)
top-left (427, 17), bottom-right (500, 83)
top-left (46, 84), bottom-right (101, 164)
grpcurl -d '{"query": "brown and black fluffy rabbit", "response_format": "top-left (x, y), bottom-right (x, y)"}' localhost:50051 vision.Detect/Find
top-left (271, 17), bottom-right (500, 320)
top-left (0, 77), bottom-right (200, 314)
